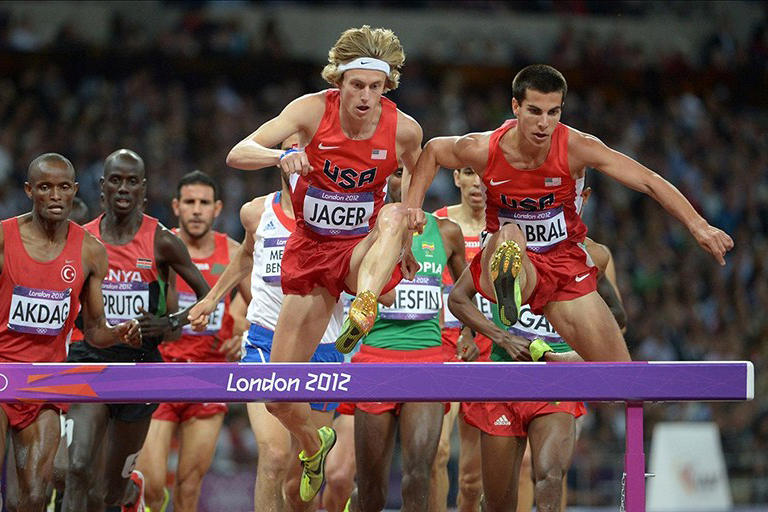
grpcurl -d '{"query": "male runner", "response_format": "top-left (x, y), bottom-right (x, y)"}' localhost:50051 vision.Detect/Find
top-left (62, 149), bottom-right (209, 512)
top-left (450, 235), bottom-right (625, 511)
top-left (203, 25), bottom-right (423, 500)
top-left (136, 170), bottom-right (249, 512)
top-left (430, 167), bottom-right (489, 512)
top-left (405, 64), bottom-right (732, 365)
top-left (0, 153), bottom-right (139, 511)
top-left (189, 138), bottom-right (344, 512)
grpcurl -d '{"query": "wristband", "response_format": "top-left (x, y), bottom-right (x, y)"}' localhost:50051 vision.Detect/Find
top-left (279, 147), bottom-right (299, 160)
top-left (530, 338), bottom-right (553, 362)
top-left (168, 313), bottom-right (181, 331)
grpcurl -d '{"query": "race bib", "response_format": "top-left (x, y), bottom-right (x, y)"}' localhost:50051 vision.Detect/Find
top-left (262, 237), bottom-right (288, 283)
top-left (178, 291), bottom-right (224, 335)
top-left (499, 206), bottom-right (568, 253)
top-left (8, 285), bottom-right (71, 335)
top-left (380, 275), bottom-right (442, 321)
top-left (443, 285), bottom-right (493, 328)
top-left (509, 304), bottom-right (562, 343)
top-left (102, 281), bottom-right (149, 325)
top-left (304, 186), bottom-right (374, 236)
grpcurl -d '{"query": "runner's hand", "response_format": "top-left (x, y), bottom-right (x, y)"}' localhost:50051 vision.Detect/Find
top-left (218, 333), bottom-right (244, 362)
top-left (114, 318), bottom-right (141, 347)
top-left (691, 222), bottom-right (734, 266)
top-left (492, 332), bottom-right (531, 361)
top-left (188, 298), bottom-right (216, 332)
top-left (136, 306), bottom-right (170, 338)
top-left (400, 245), bottom-right (420, 281)
top-left (407, 207), bottom-right (426, 234)
top-left (457, 332), bottom-right (480, 361)
top-left (278, 148), bottom-right (313, 176)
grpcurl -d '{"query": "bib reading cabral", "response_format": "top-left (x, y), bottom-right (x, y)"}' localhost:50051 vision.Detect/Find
top-left (483, 120), bottom-right (586, 253)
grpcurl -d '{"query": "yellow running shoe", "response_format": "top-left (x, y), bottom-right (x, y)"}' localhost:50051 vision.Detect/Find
top-left (529, 337), bottom-right (553, 362)
top-left (298, 426), bottom-right (337, 502)
top-left (489, 240), bottom-right (522, 326)
top-left (335, 291), bottom-right (377, 354)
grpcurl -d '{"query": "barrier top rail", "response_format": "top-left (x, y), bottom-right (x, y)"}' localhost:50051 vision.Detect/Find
top-left (0, 361), bottom-right (753, 404)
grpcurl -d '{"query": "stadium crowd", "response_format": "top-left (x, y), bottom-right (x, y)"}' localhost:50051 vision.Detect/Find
top-left (0, 2), bottom-right (766, 506)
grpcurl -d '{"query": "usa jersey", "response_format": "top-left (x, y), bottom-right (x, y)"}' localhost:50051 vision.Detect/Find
top-left (483, 120), bottom-right (586, 252)
top-left (291, 89), bottom-right (399, 240)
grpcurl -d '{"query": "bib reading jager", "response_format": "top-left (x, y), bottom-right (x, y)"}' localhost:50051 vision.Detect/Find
top-left (483, 120), bottom-right (587, 252)
top-left (0, 217), bottom-right (86, 362)
top-left (292, 89), bottom-right (399, 240)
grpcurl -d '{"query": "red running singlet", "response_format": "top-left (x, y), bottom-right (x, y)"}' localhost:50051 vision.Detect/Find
top-left (0, 217), bottom-right (86, 362)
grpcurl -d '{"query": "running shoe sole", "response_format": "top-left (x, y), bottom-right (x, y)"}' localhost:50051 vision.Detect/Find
top-left (490, 240), bottom-right (522, 327)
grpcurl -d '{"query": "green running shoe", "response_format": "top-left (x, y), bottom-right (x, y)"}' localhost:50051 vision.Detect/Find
top-left (298, 426), bottom-right (337, 501)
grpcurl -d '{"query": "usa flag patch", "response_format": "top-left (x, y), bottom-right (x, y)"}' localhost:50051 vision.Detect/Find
top-left (544, 177), bottom-right (561, 187)
top-left (137, 258), bottom-right (153, 269)
top-left (371, 149), bottom-right (387, 160)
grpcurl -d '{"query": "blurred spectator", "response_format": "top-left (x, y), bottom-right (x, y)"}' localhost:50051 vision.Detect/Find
top-left (0, 3), bottom-right (764, 507)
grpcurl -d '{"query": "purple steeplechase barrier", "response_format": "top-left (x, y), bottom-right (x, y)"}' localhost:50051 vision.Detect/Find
top-left (0, 360), bottom-right (753, 511)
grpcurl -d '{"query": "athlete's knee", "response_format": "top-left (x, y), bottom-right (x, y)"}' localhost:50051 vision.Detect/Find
top-left (264, 401), bottom-right (292, 421)
top-left (433, 434), bottom-right (451, 467)
top-left (401, 463), bottom-right (432, 499)
top-left (458, 468), bottom-right (483, 501)
top-left (176, 470), bottom-right (204, 505)
top-left (66, 452), bottom-right (95, 483)
top-left (325, 461), bottom-right (354, 495)
top-left (533, 466), bottom-right (565, 504)
top-left (375, 203), bottom-right (407, 234)
top-left (256, 443), bottom-right (291, 480)
top-left (498, 223), bottom-right (526, 248)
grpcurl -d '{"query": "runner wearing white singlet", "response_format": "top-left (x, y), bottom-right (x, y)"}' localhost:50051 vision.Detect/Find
top-left (189, 139), bottom-right (344, 512)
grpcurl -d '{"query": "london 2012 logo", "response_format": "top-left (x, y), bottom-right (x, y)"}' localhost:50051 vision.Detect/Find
top-left (61, 264), bottom-right (76, 283)
top-left (0, 373), bottom-right (8, 392)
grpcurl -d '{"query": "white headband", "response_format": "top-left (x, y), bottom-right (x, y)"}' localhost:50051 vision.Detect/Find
top-left (336, 57), bottom-right (391, 75)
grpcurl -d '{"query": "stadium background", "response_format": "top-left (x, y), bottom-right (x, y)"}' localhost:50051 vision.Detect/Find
top-left (0, 1), bottom-right (765, 509)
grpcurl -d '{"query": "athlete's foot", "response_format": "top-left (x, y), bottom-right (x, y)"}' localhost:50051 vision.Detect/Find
top-left (335, 291), bottom-right (377, 354)
top-left (121, 470), bottom-right (146, 512)
top-left (298, 426), bottom-right (337, 501)
top-left (154, 486), bottom-right (170, 512)
top-left (490, 240), bottom-right (523, 326)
